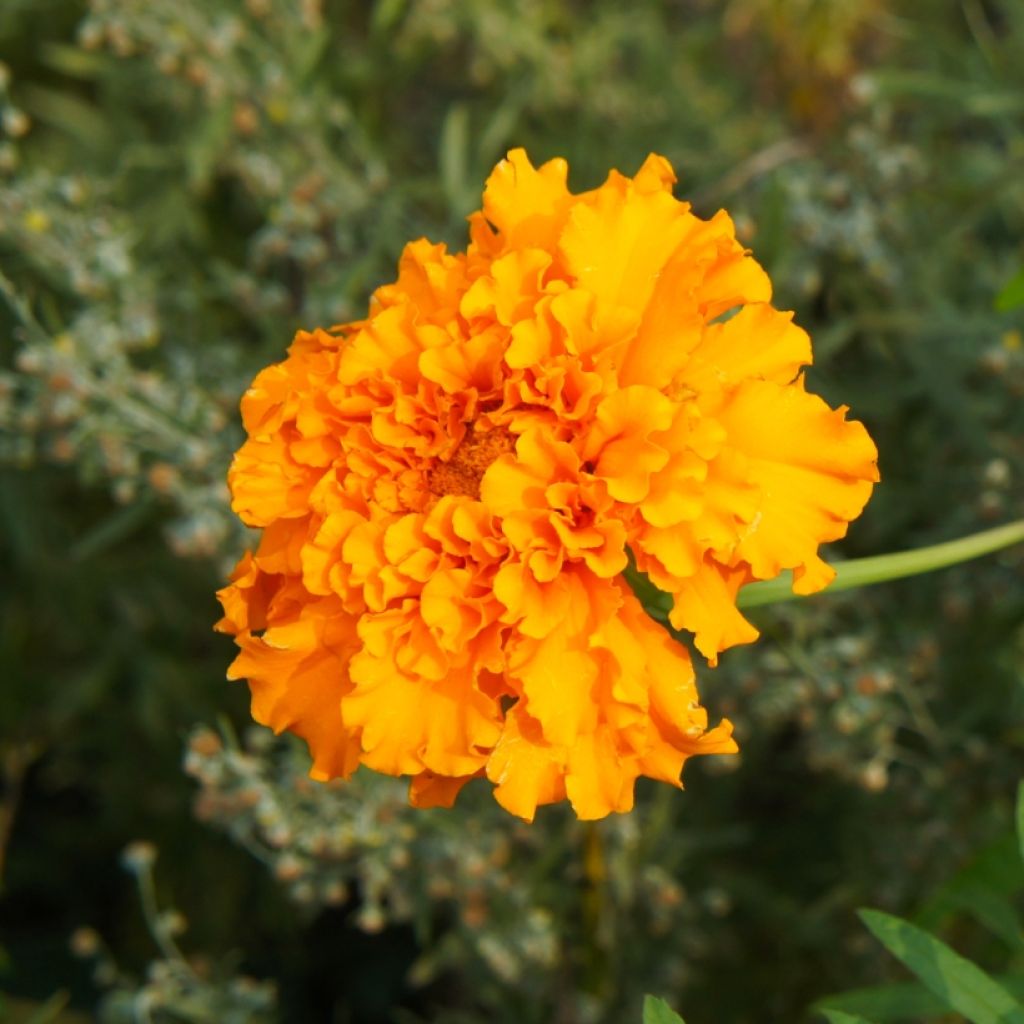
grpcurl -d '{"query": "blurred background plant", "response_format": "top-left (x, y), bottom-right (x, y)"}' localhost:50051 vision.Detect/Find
top-left (1, 0), bottom-right (1023, 1021)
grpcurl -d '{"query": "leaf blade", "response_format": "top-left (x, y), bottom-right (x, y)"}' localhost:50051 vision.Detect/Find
top-left (1016, 781), bottom-right (1024, 866)
top-left (859, 909), bottom-right (1024, 1024)
top-left (820, 1011), bottom-right (879, 1024)
top-left (643, 995), bottom-right (686, 1024)
top-left (996, 268), bottom-right (1024, 312)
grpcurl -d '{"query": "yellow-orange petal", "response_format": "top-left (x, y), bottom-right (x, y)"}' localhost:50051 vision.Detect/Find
top-left (485, 707), bottom-right (567, 822)
top-left (559, 168), bottom-right (692, 318)
top-left (482, 149), bottom-right (572, 253)
top-left (713, 377), bottom-right (879, 588)
top-left (668, 558), bottom-right (759, 665)
top-left (460, 247), bottom-right (554, 326)
top-left (409, 770), bottom-right (478, 809)
top-left (564, 728), bottom-right (637, 820)
top-left (346, 608), bottom-right (502, 777)
top-left (345, 664), bottom-right (498, 778)
top-left (336, 305), bottom-right (421, 387)
top-left (683, 209), bottom-right (772, 318)
top-left (228, 609), bottom-right (362, 782)
top-left (680, 303), bottom-right (812, 395)
top-left (229, 434), bottom-right (317, 527)
top-left (301, 510), bottom-right (365, 597)
top-left (493, 558), bottom-right (572, 638)
top-left (506, 626), bottom-right (600, 749)
top-left (372, 238), bottom-right (468, 324)
top-left (582, 386), bottom-right (674, 502)
top-left (419, 324), bottom-right (505, 393)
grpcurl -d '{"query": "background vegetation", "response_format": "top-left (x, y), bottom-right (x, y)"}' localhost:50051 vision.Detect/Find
top-left (1, 1), bottom-right (1023, 1021)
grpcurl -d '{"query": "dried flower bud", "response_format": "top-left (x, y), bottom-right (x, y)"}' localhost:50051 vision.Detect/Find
top-left (70, 926), bottom-right (101, 958)
top-left (121, 840), bottom-right (157, 873)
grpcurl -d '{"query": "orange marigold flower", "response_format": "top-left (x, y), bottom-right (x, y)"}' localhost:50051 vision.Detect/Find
top-left (217, 150), bottom-right (879, 821)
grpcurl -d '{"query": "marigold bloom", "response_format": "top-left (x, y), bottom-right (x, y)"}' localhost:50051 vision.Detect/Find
top-left (217, 150), bottom-right (878, 821)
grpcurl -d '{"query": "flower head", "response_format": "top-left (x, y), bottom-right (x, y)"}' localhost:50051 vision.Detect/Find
top-left (217, 150), bottom-right (878, 820)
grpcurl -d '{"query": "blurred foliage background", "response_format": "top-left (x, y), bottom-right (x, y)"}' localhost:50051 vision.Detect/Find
top-left (1, 0), bottom-right (1024, 1021)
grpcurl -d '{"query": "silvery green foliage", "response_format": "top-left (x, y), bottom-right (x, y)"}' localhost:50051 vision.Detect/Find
top-left (181, 725), bottom-right (754, 1022)
top-left (97, 969), bottom-right (276, 1024)
top-left (183, 727), bottom-right (562, 990)
top-left (71, 844), bottom-right (277, 1024)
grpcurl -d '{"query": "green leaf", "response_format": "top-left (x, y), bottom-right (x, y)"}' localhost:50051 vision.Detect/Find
top-left (439, 103), bottom-right (471, 216)
top-left (865, 71), bottom-right (1024, 116)
top-left (949, 883), bottom-right (1024, 951)
top-left (858, 909), bottom-right (1024, 1024)
top-left (996, 269), bottom-right (1024, 312)
top-left (913, 826), bottom-right (1024, 953)
top-left (820, 1011), bottom-right (879, 1024)
top-left (643, 995), bottom-right (686, 1024)
top-left (41, 42), bottom-right (106, 79)
top-left (1016, 782), bottom-right (1024, 865)
top-left (371, 0), bottom-right (406, 34)
top-left (817, 979), bottom-right (958, 1020)
top-left (20, 84), bottom-right (110, 149)
top-left (820, 974), bottom-right (1024, 1021)
top-left (918, 831), bottom-right (1024, 944)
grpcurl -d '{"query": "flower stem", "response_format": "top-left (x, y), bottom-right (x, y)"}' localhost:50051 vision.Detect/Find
top-left (580, 820), bottom-right (611, 998)
top-left (738, 518), bottom-right (1024, 609)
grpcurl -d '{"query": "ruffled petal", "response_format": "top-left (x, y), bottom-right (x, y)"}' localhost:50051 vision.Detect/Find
top-left (565, 728), bottom-right (638, 820)
top-left (482, 149), bottom-right (572, 253)
top-left (227, 605), bottom-right (362, 781)
top-left (713, 377), bottom-right (879, 589)
top-left (485, 706), bottom-right (567, 822)
top-left (409, 770), bottom-right (478, 809)
top-left (582, 386), bottom-right (675, 502)
top-left (679, 303), bottom-right (812, 393)
top-left (559, 169), bottom-right (693, 318)
top-left (668, 558), bottom-right (759, 665)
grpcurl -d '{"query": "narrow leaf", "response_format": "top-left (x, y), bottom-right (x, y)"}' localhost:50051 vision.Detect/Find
top-left (996, 269), bottom-right (1024, 313)
top-left (820, 1011), bottom-right (879, 1024)
top-left (816, 979), bottom-right (956, 1020)
top-left (439, 103), bottom-right (471, 215)
top-left (643, 995), bottom-right (686, 1024)
top-left (918, 832), bottom-right (1024, 939)
top-left (1016, 781), bottom-right (1024, 867)
top-left (859, 909), bottom-right (1024, 1024)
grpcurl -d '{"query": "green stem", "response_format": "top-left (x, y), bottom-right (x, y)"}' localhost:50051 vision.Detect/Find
top-left (738, 518), bottom-right (1024, 609)
top-left (133, 860), bottom-right (191, 968)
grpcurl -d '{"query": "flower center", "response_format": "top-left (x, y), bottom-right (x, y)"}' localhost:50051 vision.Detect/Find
top-left (428, 425), bottom-right (514, 501)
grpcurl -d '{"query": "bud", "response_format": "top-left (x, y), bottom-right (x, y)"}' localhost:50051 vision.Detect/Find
top-left (120, 840), bottom-right (157, 873)
top-left (70, 927), bottom-right (101, 958)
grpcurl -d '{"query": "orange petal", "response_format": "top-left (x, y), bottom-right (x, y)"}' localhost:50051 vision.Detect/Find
top-left (679, 303), bottom-right (812, 393)
top-left (409, 770), bottom-right (478, 809)
top-left (482, 149), bottom-right (572, 252)
top-left (485, 707), bottom-right (567, 822)
top-left (668, 558), bottom-right (759, 665)
top-left (228, 608), bottom-right (362, 782)
top-left (506, 627), bottom-right (600, 748)
top-left (559, 167), bottom-right (692, 317)
top-left (714, 378), bottom-right (879, 589)
top-left (565, 728), bottom-right (637, 820)
top-left (346, 631), bottom-right (500, 777)
top-left (229, 434), bottom-right (317, 527)
top-left (583, 386), bottom-right (674, 502)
